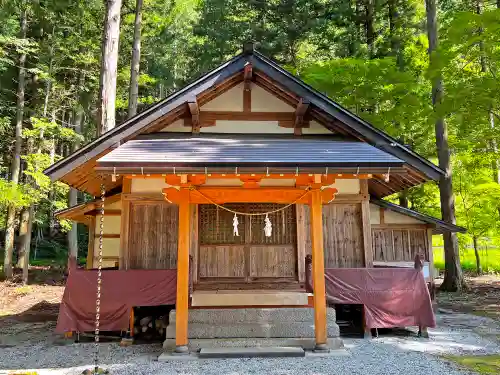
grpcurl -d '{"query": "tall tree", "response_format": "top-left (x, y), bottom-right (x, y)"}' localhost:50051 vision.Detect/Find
top-left (67, 75), bottom-right (85, 268)
top-left (425, 0), bottom-right (464, 291)
top-left (127, 0), bottom-right (143, 118)
top-left (3, 6), bottom-right (27, 279)
top-left (97, 0), bottom-right (122, 135)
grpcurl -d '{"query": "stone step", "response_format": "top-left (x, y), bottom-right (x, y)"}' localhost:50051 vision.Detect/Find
top-left (169, 307), bottom-right (336, 325)
top-left (198, 346), bottom-right (305, 359)
top-left (163, 337), bottom-right (344, 351)
top-left (166, 321), bottom-right (339, 339)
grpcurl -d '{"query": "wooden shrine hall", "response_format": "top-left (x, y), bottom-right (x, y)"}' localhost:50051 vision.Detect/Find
top-left (46, 44), bottom-right (464, 354)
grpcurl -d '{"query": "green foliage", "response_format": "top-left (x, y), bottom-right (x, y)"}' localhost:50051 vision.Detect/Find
top-left (0, 0), bottom-right (499, 272)
top-left (433, 247), bottom-right (500, 274)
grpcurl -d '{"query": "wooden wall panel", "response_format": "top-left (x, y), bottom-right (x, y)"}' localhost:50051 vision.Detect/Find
top-left (393, 229), bottom-right (410, 260)
top-left (305, 203), bottom-right (364, 268)
top-left (409, 229), bottom-right (429, 260)
top-left (198, 245), bottom-right (245, 278)
top-left (249, 245), bottom-right (296, 278)
top-left (128, 203), bottom-right (178, 269)
top-left (372, 228), bottom-right (429, 262)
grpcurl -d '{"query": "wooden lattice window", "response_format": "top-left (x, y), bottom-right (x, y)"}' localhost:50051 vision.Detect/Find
top-left (199, 203), bottom-right (246, 245)
top-left (198, 203), bottom-right (296, 246)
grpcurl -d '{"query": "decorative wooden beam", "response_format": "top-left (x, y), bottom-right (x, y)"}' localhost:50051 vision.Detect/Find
top-left (162, 186), bottom-right (338, 204)
top-left (243, 63), bottom-right (253, 112)
top-left (188, 100), bottom-right (200, 133)
top-left (243, 63), bottom-right (253, 91)
top-left (294, 98), bottom-right (310, 135)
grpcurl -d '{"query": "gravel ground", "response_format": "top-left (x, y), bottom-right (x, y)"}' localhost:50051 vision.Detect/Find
top-left (1, 311), bottom-right (499, 375)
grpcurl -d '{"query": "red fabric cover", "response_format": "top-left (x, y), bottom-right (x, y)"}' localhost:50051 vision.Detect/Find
top-left (325, 268), bottom-right (436, 329)
top-left (56, 269), bottom-right (177, 333)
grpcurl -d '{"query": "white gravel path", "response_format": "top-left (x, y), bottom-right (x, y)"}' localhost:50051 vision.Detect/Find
top-left (1, 311), bottom-right (499, 375)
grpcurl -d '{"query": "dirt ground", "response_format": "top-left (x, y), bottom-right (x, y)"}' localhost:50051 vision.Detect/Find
top-left (1, 269), bottom-right (499, 348)
top-left (435, 274), bottom-right (500, 321)
top-left (0, 268), bottom-right (65, 347)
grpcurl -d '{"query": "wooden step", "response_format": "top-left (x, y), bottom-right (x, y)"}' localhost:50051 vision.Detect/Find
top-left (191, 290), bottom-right (309, 307)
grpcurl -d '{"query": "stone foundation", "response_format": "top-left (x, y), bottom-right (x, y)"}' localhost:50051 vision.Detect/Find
top-left (163, 307), bottom-right (341, 350)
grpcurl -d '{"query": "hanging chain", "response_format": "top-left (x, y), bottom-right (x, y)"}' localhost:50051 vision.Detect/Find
top-left (94, 183), bottom-right (105, 374)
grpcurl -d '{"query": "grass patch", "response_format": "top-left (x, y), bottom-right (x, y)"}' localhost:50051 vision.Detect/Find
top-left (13, 285), bottom-right (33, 296)
top-left (433, 248), bottom-right (500, 273)
top-left (444, 355), bottom-right (500, 374)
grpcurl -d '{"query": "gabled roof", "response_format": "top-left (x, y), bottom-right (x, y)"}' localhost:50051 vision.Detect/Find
top-left (96, 133), bottom-right (405, 173)
top-left (44, 45), bottom-right (443, 197)
top-left (371, 197), bottom-right (466, 233)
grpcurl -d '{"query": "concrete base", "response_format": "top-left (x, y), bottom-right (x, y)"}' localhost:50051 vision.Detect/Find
top-left (163, 307), bottom-right (342, 352)
top-left (163, 337), bottom-right (344, 351)
top-left (198, 346), bottom-right (305, 358)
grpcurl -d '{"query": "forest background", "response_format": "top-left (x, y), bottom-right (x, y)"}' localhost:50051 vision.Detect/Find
top-left (0, 0), bottom-right (499, 287)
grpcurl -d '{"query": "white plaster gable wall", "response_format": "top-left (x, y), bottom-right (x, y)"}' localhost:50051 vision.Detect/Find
top-left (370, 204), bottom-right (381, 224)
top-left (159, 119), bottom-right (190, 133)
top-left (201, 120), bottom-right (292, 134)
top-left (201, 83), bottom-right (244, 111)
top-left (302, 120), bottom-right (332, 135)
top-left (384, 210), bottom-right (424, 224)
top-left (251, 84), bottom-right (295, 112)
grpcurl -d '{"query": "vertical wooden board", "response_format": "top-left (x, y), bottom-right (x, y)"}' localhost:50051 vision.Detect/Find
top-left (392, 229), bottom-right (410, 261)
top-left (296, 204), bottom-right (306, 282)
top-left (409, 229), bottom-right (428, 260)
top-left (427, 228), bottom-right (434, 281)
top-left (128, 202), bottom-right (178, 269)
top-left (361, 200), bottom-right (373, 267)
top-left (320, 203), bottom-right (364, 268)
top-left (198, 245), bottom-right (246, 278)
top-left (304, 204), bottom-right (312, 256)
top-left (249, 245), bottom-right (296, 278)
top-left (190, 204), bottom-right (199, 283)
top-left (371, 229), bottom-right (393, 261)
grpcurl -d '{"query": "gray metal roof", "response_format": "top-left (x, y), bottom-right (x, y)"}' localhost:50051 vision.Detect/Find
top-left (97, 134), bottom-right (404, 170)
top-left (370, 197), bottom-right (466, 233)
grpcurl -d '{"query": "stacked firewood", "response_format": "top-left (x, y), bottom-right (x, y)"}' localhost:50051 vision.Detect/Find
top-left (132, 307), bottom-right (169, 340)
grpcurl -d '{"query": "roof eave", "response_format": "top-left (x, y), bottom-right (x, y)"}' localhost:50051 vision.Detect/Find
top-left (370, 197), bottom-right (466, 233)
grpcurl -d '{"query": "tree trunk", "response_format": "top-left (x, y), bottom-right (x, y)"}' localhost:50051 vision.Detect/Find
top-left (364, 0), bottom-right (375, 58)
top-left (43, 27), bottom-right (55, 118)
top-left (128, 0), bottom-right (143, 119)
top-left (67, 92), bottom-right (84, 268)
top-left (3, 8), bottom-right (27, 279)
top-left (388, 0), bottom-right (403, 68)
top-left (425, 0), bottom-right (464, 292)
top-left (97, 0), bottom-right (122, 135)
top-left (398, 191), bottom-right (409, 208)
top-left (473, 236), bottom-right (482, 275)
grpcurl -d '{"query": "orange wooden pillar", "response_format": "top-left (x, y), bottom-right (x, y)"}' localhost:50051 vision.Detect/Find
top-left (174, 189), bottom-right (191, 354)
top-left (310, 189), bottom-right (329, 351)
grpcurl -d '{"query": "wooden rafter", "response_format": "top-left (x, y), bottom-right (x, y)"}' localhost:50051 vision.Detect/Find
top-left (243, 63), bottom-right (253, 91)
top-left (188, 100), bottom-right (200, 133)
top-left (294, 98), bottom-right (310, 135)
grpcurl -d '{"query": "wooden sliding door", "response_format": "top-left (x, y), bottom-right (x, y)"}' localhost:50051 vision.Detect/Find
top-left (197, 203), bottom-right (298, 288)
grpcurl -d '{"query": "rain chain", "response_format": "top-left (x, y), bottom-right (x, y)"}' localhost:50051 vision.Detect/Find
top-left (94, 183), bottom-right (105, 374)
